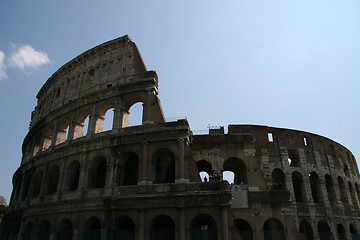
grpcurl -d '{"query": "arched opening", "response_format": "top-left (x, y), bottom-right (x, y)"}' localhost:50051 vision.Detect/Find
top-left (127, 102), bottom-right (143, 127)
top-left (196, 160), bottom-right (213, 182)
top-left (21, 174), bottom-right (32, 200)
top-left (348, 182), bottom-right (358, 206)
top-left (88, 156), bottom-right (107, 189)
top-left (318, 221), bottom-right (331, 240)
top-left (57, 219), bottom-right (74, 240)
top-left (355, 183), bottom-right (360, 203)
top-left (350, 224), bottom-right (360, 240)
top-left (37, 220), bottom-right (50, 240)
top-left (271, 169), bottom-right (286, 190)
top-left (45, 165), bottom-right (59, 195)
top-left (73, 112), bottom-right (90, 139)
top-left (299, 220), bottom-right (314, 240)
top-left (31, 171), bottom-right (43, 198)
top-left (114, 216), bottom-right (135, 240)
top-left (309, 172), bottom-right (323, 203)
top-left (336, 224), bottom-right (346, 240)
top-left (154, 149), bottom-right (175, 184)
top-left (56, 118), bottom-right (70, 145)
top-left (344, 163), bottom-right (350, 177)
top-left (325, 174), bottom-right (336, 204)
top-left (83, 217), bottom-right (102, 240)
top-left (191, 214), bottom-right (217, 240)
top-left (337, 177), bottom-right (348, 204)
top-left (150, 215), bottom-right (175, 240)
top-left (95, 104), bottom-right (114, 133)
top-left (234, 219), bottom-right (253, 240)
top-left (11, 176), bottom-right (23, 204)
top-left (122, 152), bottom-right (139, 186)
top-left (57, 219), bottom-right (73, 240)
top-left (32, 134), bottom-right (42, 156)
top-left (292, 171), bottom-right (305, 202)
top-left (288, 150), bottom-right (300, 167)
top-left (22, 223), bottom-right (33, 240)
top-left (223, 157), bottom-right (247, 184)
top-left (42, 124), bottom-right (54, 150)
top-left (263, 218), bottom-right (285, 240)
top-left (223, 171), bottom-right (235, 184)
top-left (64, 161), bottom-right (80, 192)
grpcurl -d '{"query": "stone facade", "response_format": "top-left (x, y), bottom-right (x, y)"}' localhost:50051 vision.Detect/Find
top-left (1, 35), bottom-right (359, 240)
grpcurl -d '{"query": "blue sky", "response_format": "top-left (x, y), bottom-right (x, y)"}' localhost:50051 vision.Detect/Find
top-left (0, 0), bottom-right (359, 202)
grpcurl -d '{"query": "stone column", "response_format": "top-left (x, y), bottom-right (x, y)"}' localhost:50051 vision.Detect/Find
top-left (138, 210), bottom-right (145, 240)
top-left (87, 105), bottom-right (98, 136)
top-left (139, 142), bottom-right (148, 184)
top-left (179, 208), bottom-right (185, 240)
top-left (177, 138), bottom-right (185, 182)
top-left (221, 206), bottom-right (229, 240)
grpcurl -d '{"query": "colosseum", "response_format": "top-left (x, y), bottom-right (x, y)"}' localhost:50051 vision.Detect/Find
top-left (1, 35), bottom-right (359, 240)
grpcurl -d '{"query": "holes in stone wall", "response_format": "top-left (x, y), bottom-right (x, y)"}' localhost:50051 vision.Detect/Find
top-left (318, 221), bottom-right (331, 240)
top-left (197, 160), bottom-right (212, 182)
top-left (263, 218), bottom-right (285, 240)
top-left (234, 219), bottom-right (253, 240)
top-left (56, 118), bottom-right (70, 145)
top-left (292, 171), bottom-right (305, 202)
top-left (150, 215), bottom-right (175, 240)
top-left (268, 132), bottom-right (274, 142)
top-left (309, 172), bottom-right (323, 203)
top-left (45, 165), bottom-right (59, 195)
top-left (288, 151), bottom-right (300, 167)
top-left (128, 102), bottom-right (143, 127)
top-left (31, 171), bottom-right (43, 198)
top-left (95, 104), bottom-right (114, 133)
top-left (64, 161), bottom-right (80, 192)
top-left (191, 214), bottom-right (217, 240)
top-left (223, 158), bottom-right (247, 185)
top-left (325, 174), bottom-right (336, 204)
top-left (271, 169), bottom-right (286, 190)
top-left (74, 112), bottom-right (90, 139)
top-left (154, 149), bottom-right (175, 184)
top-left (57, 219), bottom-right (73, 240)
top-left (42, 125), bottom-right (54, 150)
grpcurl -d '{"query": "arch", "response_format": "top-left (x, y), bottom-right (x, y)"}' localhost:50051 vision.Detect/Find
top-left (197, 160), bottom-right (213, 182)
top-left (348, 182), bottom-right (358, 206)
top-left (336, 224), bottom-right (346, 240)
top-left (223, 157), bottom-right (247, 184)
top-left (44, 165), bottom-right (59, 195)
top-left (288, 150), bottom-right (300, 167)
top-left (88, 156), bottom-right (107, 189)
top-left (350, 224), bottom-right (360, 240)
top-left (113, 216), bottom-right (135, 240)
top-left (64, 160), bottom-right (80, 192)
top-left (299, 220), bottom-right (314, 240)
top-left (8, 221), bottom-right (21, 240)
top-left (191, 214), bottom-right (217, 240)
top-left (309, 172), bottom-right (323, 203)
top-left (83, 217), bottom-right (102, 240)
top-left (95, 104), bottom-right (114, 133)
top-left (325, 174), bottom-right (336, 203)
top-left (271, 169), bottom-right (286, 190)
top-left (292, 171), bottom-right (306, 202)
top-left (199, 171), bottom-right (210, 182)
top-left (122, 152), bottom-right (139, 186)
top-left (344, 164), bottom-right (351, 177)
top-left (56, 118), bottom-right (70, 145)
top-left (263, 218), bottom-right (285, 240)
top-left (73, 111), bottom-right (90, 139)
top-left (234, 219), bottom-right (253, 240)
top-left (37, 220), bottom-right (50, 240)
top-left (22, 222), bottom-right (33, 240)
top-left (32, 134), bottom-right (42, 156)
top-left (337, 177), bottom-right (348, 204)
top-left (317, 221), bottom-right (331, 240)
top-left (57, 219), bottom-right (73, 240)
top-left (21, 173), bottom-right (32, 200)
top-left (150, 215), bottom-right (175, 240)
top-left (153, 149), bottom-right (175, 184)
top-left (127, 102), bottom-right (144, 127)
top-left (42, 124), bottom-right (54, 150)
top-left (223, 171), bottom-right (235, 184)
top-left (355, 183), bottom-right (360, 203)
top-left (31, 171), bottom-right (43, 198)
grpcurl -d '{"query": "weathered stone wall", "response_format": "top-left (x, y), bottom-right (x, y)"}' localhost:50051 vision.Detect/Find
top-left (1, 36), bottom-right (359, 240)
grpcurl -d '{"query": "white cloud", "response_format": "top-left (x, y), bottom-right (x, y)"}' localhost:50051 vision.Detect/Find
top-left (0, 51), bottom-right (8, 81)
top-left (8, 44), bottom-right (50, 70)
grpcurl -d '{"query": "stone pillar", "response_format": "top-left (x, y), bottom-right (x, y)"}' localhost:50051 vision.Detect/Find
top-left (113, 106), bottom-right (122, 130)
top-left (179, 208), bottom-right (185, 240)
top-left (73, 230), bottom-right (81, 240)
top-left (50, 118), bottom-right (59, 148)
top-left (138, 210), bottom-right (145, 240)
top-left (178, 138), bottom-right (185, 181)
top-left (221, 206), bottom-right (229, 240)
top-left (140, 142), bottom-right (148, 184)
top-left (87, 105), bottom-right (98, 136)
top-left (143, 90), bottom-right (152, 123)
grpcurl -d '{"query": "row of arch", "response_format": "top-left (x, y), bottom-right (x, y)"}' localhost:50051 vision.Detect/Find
top-left (12, 149), bottom-right (178, 204)
top-left (197, 158), bottom-right (248, 184)
top-left (5, 216), bottom-right (358, 240)
top-left (26, 102), bottom-right (143, 161)
top-left (271, 168), bottom-right (360, 206)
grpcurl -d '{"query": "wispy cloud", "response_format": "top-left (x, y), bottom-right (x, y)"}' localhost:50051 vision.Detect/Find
top-left (0, 44), bottom-right (50, 81)
top-left (0, 51), bottom-right (7, 81)
top-left (8, 44), bottom-right (50, 70)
